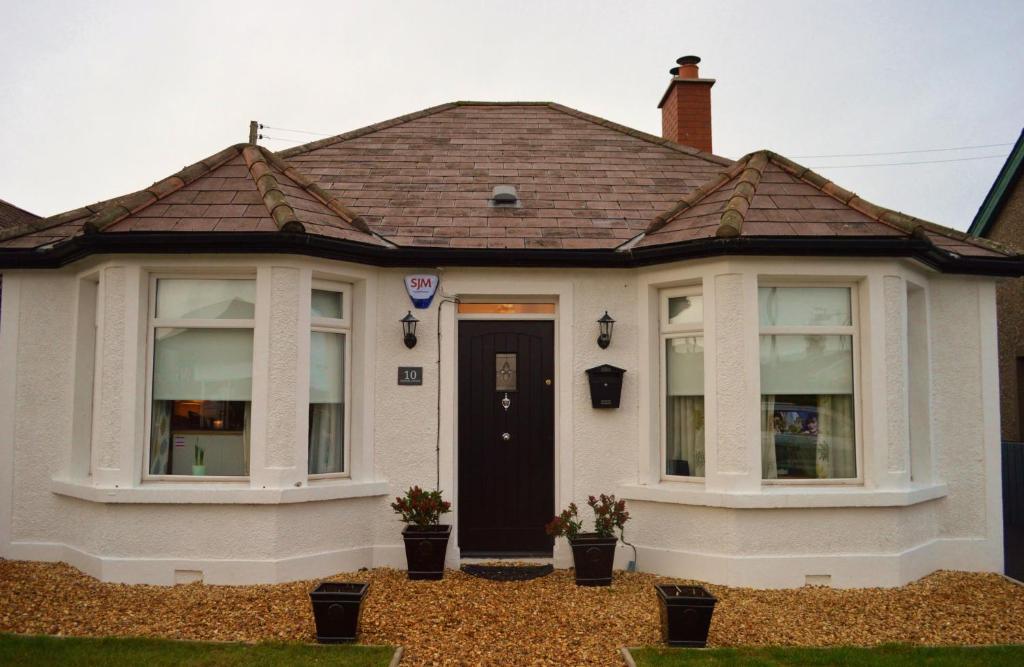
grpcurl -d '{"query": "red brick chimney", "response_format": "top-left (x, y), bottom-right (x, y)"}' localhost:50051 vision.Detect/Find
top-left (658, 55), bottom-right (715, 153)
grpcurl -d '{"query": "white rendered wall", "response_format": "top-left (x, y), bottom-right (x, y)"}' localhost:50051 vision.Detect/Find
top-left (0, 255), bottom-right (1004, 587)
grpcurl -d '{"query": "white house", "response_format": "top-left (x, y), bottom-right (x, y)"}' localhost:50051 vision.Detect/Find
top-left (1, 57), bottom-right (1020, 588)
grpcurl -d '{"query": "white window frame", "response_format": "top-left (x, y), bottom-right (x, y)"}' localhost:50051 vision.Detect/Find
top-left (758, 281), bottom-right (863, 485)
top-left (143, 274), bottom-right (257, 482)
top-left (308, 279), bottom-right (352, 480)
top-left (659, 285), bottom-right (705, 482)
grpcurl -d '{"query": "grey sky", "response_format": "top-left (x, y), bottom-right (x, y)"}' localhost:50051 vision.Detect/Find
top-left (1, 0), bottom-right (1021, 231)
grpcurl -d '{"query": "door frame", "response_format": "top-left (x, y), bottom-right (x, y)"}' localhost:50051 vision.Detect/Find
top-left (437, 277), bottom-right (576, 566)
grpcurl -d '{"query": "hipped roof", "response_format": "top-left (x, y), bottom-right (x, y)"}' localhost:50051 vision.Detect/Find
top-left (0, 144), bottom-right (387, 249)
top-left (637, 150), bottom-right (1014, 258)
top-left (0, 102), bottom-right (1019, 274)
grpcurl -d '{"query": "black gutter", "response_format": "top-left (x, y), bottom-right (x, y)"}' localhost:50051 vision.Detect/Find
top-left (0, 232), bottom-right (1022, 277)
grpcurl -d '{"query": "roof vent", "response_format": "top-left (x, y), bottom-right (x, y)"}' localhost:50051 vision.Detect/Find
top-left (491, 185), bottom-right (519, 206)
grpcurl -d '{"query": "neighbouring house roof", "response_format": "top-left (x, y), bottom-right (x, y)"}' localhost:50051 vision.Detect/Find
top-left (0, 199), bottom-right (41, 231)
top-left (968, 128), bottom-right (1024, 239)
top-left (0, 102), bottom-right (1021, 274)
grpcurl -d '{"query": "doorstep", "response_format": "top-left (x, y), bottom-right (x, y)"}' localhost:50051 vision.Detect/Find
top-left (460, 555), bottom-right (554, 565)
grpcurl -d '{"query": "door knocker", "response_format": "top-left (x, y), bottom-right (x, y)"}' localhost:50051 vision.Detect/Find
top-left (501, 393), bottom-right (511, 411)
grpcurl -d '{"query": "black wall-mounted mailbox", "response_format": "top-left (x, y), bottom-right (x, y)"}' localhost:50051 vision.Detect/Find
top-left (586, 364), bottom-right (626, 409)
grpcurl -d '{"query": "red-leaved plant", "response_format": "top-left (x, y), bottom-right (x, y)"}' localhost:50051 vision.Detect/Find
top-left (391, 486), bottom-right (451, 527)
top-left (589, 493), bottom-right (630, 538)
top-left (544, 502), bottom-right (584, 540)
top-left (545, 494), bottom-right (629, 540)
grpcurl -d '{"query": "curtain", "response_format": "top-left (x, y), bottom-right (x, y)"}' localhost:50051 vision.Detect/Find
top-left (309, 403), bottom-right (344, 474)
top-left (761, 395), bottom-right (778, 479)
top-left (818, 394), bottom-right (855, 478)
top-left (242, 402), bottom-right (251, 475)
top-left (667, 396), bottom-right (704, 477)
top-left (149, 400), bottom-right (172, 474)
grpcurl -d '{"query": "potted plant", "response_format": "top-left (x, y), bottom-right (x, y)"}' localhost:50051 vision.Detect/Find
top-left (545, 494), bottom-right (629, 586)
top-left (309, 581), bottom-right (369, 643)
top-left (192, 445), bottom-right (206, 476)
top-left (655, 584), bottom-right (718, 647)
top-left (391, 486), bottom-right (451, 580)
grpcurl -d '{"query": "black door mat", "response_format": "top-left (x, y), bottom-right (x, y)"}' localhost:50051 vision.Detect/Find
top-left (460, 563), bottom-right (554, 581)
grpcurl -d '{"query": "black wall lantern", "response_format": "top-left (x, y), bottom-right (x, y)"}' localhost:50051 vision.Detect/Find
top-left (401, 311), bottom-right (419, 349)
top-left (597, 311), bottom-right (615, 349)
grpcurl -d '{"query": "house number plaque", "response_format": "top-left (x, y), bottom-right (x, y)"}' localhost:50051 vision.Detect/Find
top-left (397, 367), bottom-right (423, 386)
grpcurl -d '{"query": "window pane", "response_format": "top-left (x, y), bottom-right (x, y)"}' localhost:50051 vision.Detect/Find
top-left (149, 402), bottom-right (250, 476)
top-left (758, 287), bottom-right (850, 327)
top-left (458, 303), bottom-right (555, 315)
top-left (153, 328), bottom-right (253, 401)
top-left (666, 336), bottom-right (704, 396)
top-left (156, 279), bottom-right (255, 320)
top-left (312, 289), bottom-right (343, 319)
top-left (761, 333), bottom-right (855, 479)
top-left (667, 295), bottom-right (703, 326)
top-left (495, 353), bottom-right (517, 392)
top-left (309, 331), bottom-right (345, 474)
top-left (761, 395), bottom-right (855, 480)
top-left (150, 327), bottom-right (253, 477)
top-left (666, 336), bottom-right (704, 477)
top-left (760, 335), bottom-right (853, 395)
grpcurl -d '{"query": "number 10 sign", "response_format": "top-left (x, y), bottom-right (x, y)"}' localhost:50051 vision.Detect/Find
top-left (398, 367), bottom-right (423, 386)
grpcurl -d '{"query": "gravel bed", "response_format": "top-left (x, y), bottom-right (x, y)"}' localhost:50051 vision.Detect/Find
top-left (2, 560), bottom-right (1023, 665)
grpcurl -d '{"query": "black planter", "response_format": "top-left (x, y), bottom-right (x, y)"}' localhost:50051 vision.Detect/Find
top-left (309, 582), bottom-right (369, 643)
top-left (655, 584), bottom-right (717, 647)
top-left (568, 533), bottom-right (617, 586)
top-left (402, 524), bottom-right (451, 580)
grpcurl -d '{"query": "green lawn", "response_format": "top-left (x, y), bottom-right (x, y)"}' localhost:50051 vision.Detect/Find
top-left (630, 644), bottom-right (1024, 666)
top-left (0, 634), bottom-right (395, 666)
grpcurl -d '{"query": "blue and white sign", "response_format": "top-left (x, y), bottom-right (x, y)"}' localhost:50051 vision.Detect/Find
top-left (404, 274), bottom-right (440, 309)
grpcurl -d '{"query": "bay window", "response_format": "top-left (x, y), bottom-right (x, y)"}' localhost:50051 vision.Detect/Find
top-left (661, 289), bottom-right (705, 478)
top-left (309, 282), bottom-right (350, 476)
top-left (148, 278), bottom-right (255, 478)
top-left (759, 286), bottom-right (858, 481)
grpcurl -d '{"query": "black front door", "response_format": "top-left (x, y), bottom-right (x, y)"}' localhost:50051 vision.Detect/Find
top-left (458, 320), bottom-right (555, 556)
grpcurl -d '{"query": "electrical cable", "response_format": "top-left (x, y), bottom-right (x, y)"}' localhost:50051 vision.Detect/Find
top-left (258, 134), bottom-right (301, 142)
top-left (258, 122), bottom-right (1014, 167)
top-left (620, 527), bottom-right (638, 572)
top-left (807, 154), bottom-right (1009, 169)
top-left (435, 295), bottom-right (460, 491)
top-left (792, 142), bottom-right (1014, 159)
top-left (258, 124), bottom-right (334, 137)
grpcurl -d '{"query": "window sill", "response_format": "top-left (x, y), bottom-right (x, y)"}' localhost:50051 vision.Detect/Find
top-left (617, 481), bottom-right (948, 509)
top-left (50, 478), bottom-right (389, 505)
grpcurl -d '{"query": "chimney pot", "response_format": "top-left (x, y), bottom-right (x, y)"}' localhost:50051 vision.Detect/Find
top-left (658, 54), bottom-right (714, 153)
top-left (670, 55), bottom-right (701, 79)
